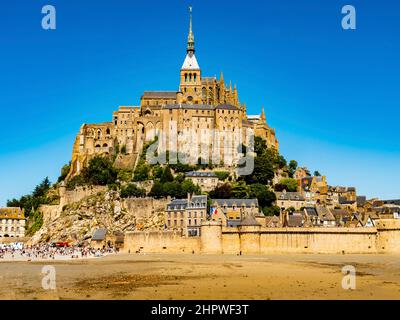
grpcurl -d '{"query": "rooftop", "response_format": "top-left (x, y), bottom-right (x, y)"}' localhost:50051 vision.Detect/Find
top-left (92, 228), bottom-right (107, 241)
top-left (186, 171), bottom-right (217, 178)
top-left (211, 199), bottom-right (259, 208)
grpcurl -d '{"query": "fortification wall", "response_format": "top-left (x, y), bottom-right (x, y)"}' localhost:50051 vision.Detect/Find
top-left (124, 221), bottom-right (400, 255)
top-left (122, 197), bottom-right (169, 222)
top-left (222, 227), bottom-right (377, 254)
top-left (60, 185), bottom-right (108, 207)
top-left (124, 230), bottom-right (201, 254)
top-left (376, 219), bottom-right (400, 253)
top-left (40, 205), bottom-right (62, 224)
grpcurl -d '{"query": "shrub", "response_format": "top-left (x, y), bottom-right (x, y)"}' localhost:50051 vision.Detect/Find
top-left (84, 156), bottom-right (117, 186)
top-left (263, 206), bottom-right (280, 217)
top-left (275, 178), bottom-right (298, 192)
top-left (120, 184), bottom-right (146, 198)
top-left (214, 171), bottom-right (230, 181)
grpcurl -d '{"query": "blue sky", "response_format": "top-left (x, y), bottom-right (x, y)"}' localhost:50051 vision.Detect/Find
top-left (0, 0), bottom-right (399, 205)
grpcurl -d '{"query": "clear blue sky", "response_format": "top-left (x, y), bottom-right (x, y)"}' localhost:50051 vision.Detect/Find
top-left (0, 0), bottom-right (399, 206)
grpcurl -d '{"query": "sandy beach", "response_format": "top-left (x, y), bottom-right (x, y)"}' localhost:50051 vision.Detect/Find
top-left (1, 253), bottom-right (400, 300)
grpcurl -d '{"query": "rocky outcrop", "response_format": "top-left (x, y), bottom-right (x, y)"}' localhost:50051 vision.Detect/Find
top-left (31, 190), bottom-right (169, 245)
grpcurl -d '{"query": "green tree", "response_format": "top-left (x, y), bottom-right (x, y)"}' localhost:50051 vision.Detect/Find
top-left (214, 171), bottom-right (230, 181)
top-left (133, 164), bottom-right (150, 182)
top-left (249, 183), bottom-right (276, 208)
top-left (117, 169), bottom-right (133, 183)
top-left (57, 162), bottom-right (71, 182)
top-left (314, 171), bottom-right (321, 177)
top-left (288, 160), bottom-right (298, 178)
top-left (7, 177), bottom-right (53, 217)
top-left (242, 137), bottom-right (281, 186)
top-left (182, 179), bottom-right (201, 195)
top-left (231, 181), bottom-right (250, 198)
top-left (84, 156), bottom-right (117, 186)
top-left (275, 178), bottom-right (298, 192)
top-left (148, 181), bottom-right (164, 199)
top-left (120, 184), bottom-right (146, 198)
top-left (209, 183), bottom-right (232, 199)
top-left (162, 181), bottom-right (184, 198)
top-left (160, 166), bottom-right (174, 183)
top-left (152, 166), bottom-right (163, 179)
top-left (263, 206), bottom-right (280, 217)
top-left (66, 174), bottom-right (87, 190)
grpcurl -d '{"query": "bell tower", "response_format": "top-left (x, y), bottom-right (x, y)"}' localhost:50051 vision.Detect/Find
top-left (179, 6), bottom-right (202, 105)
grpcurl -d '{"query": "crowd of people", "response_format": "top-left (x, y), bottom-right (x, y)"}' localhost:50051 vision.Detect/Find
top-left (0, 243), bottom-right (117, 261)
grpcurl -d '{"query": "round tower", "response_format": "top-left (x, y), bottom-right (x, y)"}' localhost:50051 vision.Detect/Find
top-left (200, 221), bottom-right (222, 254)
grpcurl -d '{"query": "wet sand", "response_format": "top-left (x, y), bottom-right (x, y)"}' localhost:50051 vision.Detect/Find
top-left (1, 253), bottom-right (400, 300)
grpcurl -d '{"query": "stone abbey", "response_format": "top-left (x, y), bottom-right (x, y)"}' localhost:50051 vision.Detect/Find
top-left (67, 9), bottom-right (279, 178)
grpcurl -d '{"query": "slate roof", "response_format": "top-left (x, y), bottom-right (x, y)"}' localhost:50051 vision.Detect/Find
top-left (164, 104), bottom-right (215, 110)
top-left (276, 192), bottom-right (305, 201)
top-left (287, 215), bottom-right (304, 227)
top-left (142, 91), bottom-right (177, 98)
top-left (240, 215), bottom-right (261, 226)
top-left (167, 195), bottom-right (207, 211)
top-left (305, 207), bottom-right (318, 217)
top-left (316, 206), bottom-right (336, 221)
top-left (167, 199), bottom-right (188, 211)
top-left (186, 171), bottom-right (217, 178)
top-left (92, 228), bottom-right (107, 241)
top-left (188, 195), bottom-right (207, 209)
top-left (211, 199), bottom-right (259, 208)
top-left (383, 199), bottom-right (400, 206)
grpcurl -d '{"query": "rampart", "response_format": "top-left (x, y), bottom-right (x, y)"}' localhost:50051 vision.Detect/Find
top-left (124, 220), bottom-right (400, 254)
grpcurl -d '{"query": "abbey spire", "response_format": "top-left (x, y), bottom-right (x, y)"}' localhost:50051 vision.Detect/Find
top-left (187, 6), bottom-right (195, 54)
top-left (181, 6), bottom-right (200, 70)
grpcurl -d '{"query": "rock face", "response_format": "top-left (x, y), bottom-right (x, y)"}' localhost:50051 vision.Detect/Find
top-left (31, 191), bottom-right (168, 245)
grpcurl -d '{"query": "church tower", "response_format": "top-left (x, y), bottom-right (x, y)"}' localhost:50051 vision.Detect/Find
top-left (179, 6), bottom-right (202, 105)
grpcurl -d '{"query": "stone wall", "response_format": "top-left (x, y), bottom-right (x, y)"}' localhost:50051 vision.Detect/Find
top-left (124, 230), bottom-right (201, 254)
top-left (122, 197), bottom-right (169, 223)
top-left (124, 219), bottom-right (400, 255)
top-left (376, 219), bottom-right (400, 253)
top-left (60, 185), bottom-right (108, 208)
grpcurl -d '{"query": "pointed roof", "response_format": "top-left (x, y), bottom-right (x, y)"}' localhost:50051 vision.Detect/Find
top-left (182, 53), bottom-right (200, 70)
top-left (181, 6), bottom-right (200, 70)
top-left (240, 215), bottom-right (261, 226)
top-left (187, 6), bottom-right (195, 53)
top-left (260, 106), bottom-right (266, 123)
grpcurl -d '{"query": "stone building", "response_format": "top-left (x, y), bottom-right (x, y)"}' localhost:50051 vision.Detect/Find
top-left (67, 9), bottom-right (278, 179)
top-left (165, 195), bottom-right (208, 237)
top-left (0, 208), bottom-right (25, 238)
top-left (275, 190), bottom-right (306, 211)
top-left (210, 199), bottom-right (259, 227)
top-left (185, 171), bottom-right (218, 192)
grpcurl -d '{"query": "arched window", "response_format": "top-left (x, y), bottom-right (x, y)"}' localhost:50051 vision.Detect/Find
top-left (106, 128), bottom-right (110, 135)
top-left (202, 87), bottom-right (207, 99)
top-left (189, 73), bottom-right (192, 82)
top-left (185, 73), bottom-right (188, 82)
top-left (194, 73), bottom-right (197, 81)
